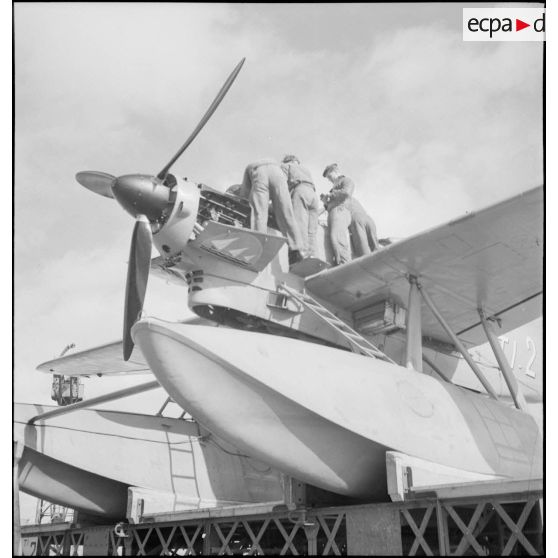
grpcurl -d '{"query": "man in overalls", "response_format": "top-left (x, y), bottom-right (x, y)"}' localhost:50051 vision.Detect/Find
top-left (240, 159), bottom-right (305, 264)
top-left (349, 197), bottom-right (380, 257)
top-left (281, 155), bottom-right (319, 258)
top-left (322, 163), bottom-right (353, 266)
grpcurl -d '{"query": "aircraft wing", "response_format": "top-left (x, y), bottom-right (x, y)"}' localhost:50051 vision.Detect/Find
top-left (305, 185), bottom-right (543, 348)
top-left (37, 342), bottom-right (150, 376)
top-left (37, 317), bottom-right (218, 376)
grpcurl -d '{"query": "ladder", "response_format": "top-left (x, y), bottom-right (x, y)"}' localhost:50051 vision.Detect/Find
top-left (278, 283), bottom-right (395, 364)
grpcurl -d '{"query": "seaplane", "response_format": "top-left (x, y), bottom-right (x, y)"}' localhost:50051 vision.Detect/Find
top-left (14, 59), bottom-right (543, 522)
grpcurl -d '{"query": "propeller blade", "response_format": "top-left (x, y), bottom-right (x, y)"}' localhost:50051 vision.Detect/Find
top-left (76, 171), bottom-right (116, 198)
top-left (123, 215), bottom-right (153, 361)
top-left (157, 57), bottom-right (246, 180)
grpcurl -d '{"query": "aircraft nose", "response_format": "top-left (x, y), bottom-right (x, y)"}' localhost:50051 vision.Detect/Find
top-left (112, 175), bottom-right (170, 222)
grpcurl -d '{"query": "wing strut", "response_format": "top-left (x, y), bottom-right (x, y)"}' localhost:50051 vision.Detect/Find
top-left (422, 353), bottom-right (452, 383)
top-left (405, 276), bottom-right (423, 371)
top-left (479, 309), bottom-right (527, 411)
top-left (406, 276), bottom-right (452, 383)
top-left (416, 282), bottom-right (499, 400)
top-left (28, 380), bottom-right (160, 424)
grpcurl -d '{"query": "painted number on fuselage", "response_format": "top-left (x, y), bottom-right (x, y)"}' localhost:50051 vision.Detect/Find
top-left (498, 335), bottom-right (536, 378)
top-left (498, 336), bottom-right (518, 368)
top-left (525, 337), bottom-right (536, 378)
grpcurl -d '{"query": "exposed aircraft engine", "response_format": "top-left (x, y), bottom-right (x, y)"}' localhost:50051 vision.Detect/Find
top-left (197, 186), bottom-right (251, 229)
top-left (152, 180), bottom-right (280, 256)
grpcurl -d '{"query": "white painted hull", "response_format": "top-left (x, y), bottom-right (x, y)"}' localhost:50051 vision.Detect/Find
top-left (14, 403), bottom-right (283, 518)
top-left (133, 319), bottom-right (542, 499)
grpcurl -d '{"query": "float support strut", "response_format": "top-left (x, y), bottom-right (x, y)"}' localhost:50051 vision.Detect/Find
top-left (417, 283), bottom-right (499, 400)
top-left (28, 381), bottom-right (160, 424)
top-left (406, 276), bottom-right (423, 372)
top-left (479, 308), bottom-right (527, 411)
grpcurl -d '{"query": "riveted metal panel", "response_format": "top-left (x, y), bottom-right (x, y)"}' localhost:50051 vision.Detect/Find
top-left (83, 527), bottom-right (110, 556)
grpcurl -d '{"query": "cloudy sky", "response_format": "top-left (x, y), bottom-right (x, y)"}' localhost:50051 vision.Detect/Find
top-left (14, 2), bottom-right (542, 408)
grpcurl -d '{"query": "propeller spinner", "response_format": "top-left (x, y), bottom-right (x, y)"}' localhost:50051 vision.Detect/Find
top-left (75, 58), bottom-right (246, 360)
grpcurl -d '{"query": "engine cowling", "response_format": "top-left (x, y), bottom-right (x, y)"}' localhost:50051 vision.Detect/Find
top-left (153, 178), bottom-right (200, 257)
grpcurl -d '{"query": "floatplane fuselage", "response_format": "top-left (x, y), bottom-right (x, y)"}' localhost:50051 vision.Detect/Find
top-left (65, 169), bottom-right (545, 501)
top-left (133, 177), bottom-right (543, 498)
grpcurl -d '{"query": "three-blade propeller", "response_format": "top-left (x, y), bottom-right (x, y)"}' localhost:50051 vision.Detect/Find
top-left (75, 58), bottom-right (246, 360)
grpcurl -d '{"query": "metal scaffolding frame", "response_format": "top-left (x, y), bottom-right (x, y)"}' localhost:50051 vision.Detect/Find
top-left (21, 478), bottom-right (543, 556)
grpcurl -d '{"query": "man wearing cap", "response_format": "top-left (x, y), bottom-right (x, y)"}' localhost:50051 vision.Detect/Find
top-left (322, 163), bottom-right (354, 265)
top-left (240, 159), bottom-right (305, 264)
top-left (281, 155), bottom-right (319, 258)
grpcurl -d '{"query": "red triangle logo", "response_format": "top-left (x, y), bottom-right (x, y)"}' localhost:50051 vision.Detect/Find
top-left (516, 19), bottom-right (530, 31)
